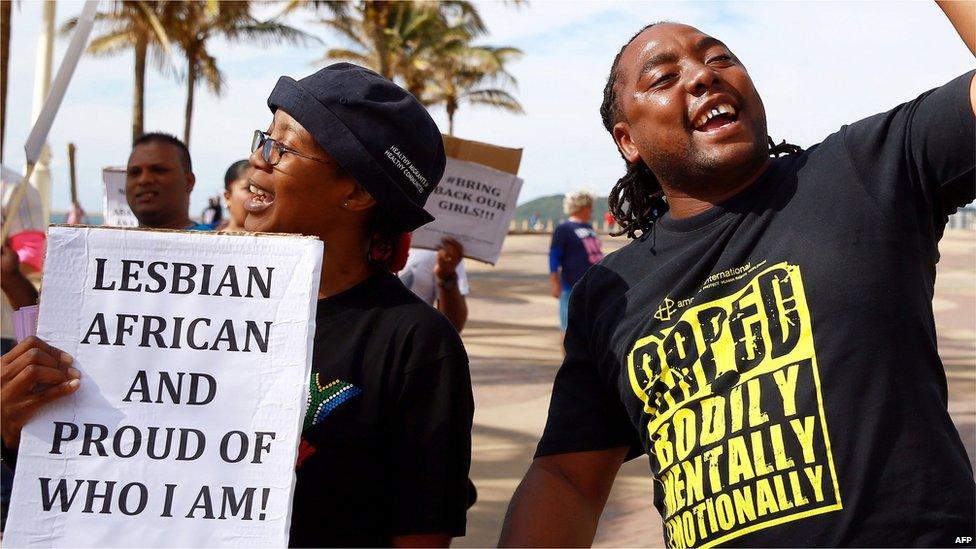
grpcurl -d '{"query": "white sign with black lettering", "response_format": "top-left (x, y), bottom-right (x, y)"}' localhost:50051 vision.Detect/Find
top-left (5, 226), bottom-right (323, 547)
top-left (412, 158), bottom-right (523, 265)
top-left (102, 168), bottom-right (138, 227)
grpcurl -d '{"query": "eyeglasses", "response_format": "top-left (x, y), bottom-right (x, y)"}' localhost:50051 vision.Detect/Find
top-left (251, 130), bottom-right (330, 167)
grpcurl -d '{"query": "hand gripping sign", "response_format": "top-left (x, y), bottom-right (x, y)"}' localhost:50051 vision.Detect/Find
top-left (5, 226), bottom-right (323, 547)
top-left (412, 135), bottom-right (524, 265)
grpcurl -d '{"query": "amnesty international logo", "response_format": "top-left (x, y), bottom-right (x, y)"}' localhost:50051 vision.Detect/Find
top-left (627, 262), bottom-right (842, 548)
top-left (655, 297), bottom-right (677, 322)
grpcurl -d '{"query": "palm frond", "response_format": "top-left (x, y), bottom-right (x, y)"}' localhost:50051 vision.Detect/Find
top-left (319, 48), bottom-right (375, 68)
top-left (234, 21), bottom-right (321, 48)
top-left (135, 0), bottom-right (174, 59)
top-left (319, 17), bottom-right (368, 48)
top-left (462, 88), bottom-right (524, 114)
top-left (86, 31), bottom-right (138, 56)
top-left (197, 51), bottom-right (224, 96)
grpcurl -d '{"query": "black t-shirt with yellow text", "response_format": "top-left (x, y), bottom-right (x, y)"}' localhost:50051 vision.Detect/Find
top-left (538, 71), bottom-right (976, 547)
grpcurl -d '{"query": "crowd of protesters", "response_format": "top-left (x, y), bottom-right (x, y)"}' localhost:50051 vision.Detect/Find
top-left (1, 4), bottom-right (975, 547)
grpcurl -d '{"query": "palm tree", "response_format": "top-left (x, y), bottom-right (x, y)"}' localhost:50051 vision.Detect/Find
top-left (312, 1), bottom-right (427, 80)
top-left (422, 44), bottom-right (524, 135)
top-left (167, 1), bottom-right (316, 147)
top-left (298, 1), bottom-right (486, 83)
top-left (62, 1), bottom-right (176, 143)
top-left (298, 0), bottom-right (523, 134)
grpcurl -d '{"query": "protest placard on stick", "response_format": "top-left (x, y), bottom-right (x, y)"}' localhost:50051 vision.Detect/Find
top-left (5, 226), bottom-right (323, 547)
top-left (411, 158), bottom-right (523, 265)
top-left (412, 135), bottom-right (524, 265)
top-left (102, 168), bottom-right (138, 227)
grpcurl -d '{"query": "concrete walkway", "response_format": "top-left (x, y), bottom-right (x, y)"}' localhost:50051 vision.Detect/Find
top-left (458, 230), bottom-right (976, 548)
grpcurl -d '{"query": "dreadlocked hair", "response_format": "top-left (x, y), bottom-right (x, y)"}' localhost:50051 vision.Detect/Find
top-left (600, 22), bottom-right (803, 239)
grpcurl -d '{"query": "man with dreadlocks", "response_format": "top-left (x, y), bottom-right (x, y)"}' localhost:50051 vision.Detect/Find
top-left (500, 4), bottom-right (975, 548)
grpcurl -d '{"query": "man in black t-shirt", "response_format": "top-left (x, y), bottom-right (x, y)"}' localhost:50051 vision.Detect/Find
top-left (500, 4), bottom-right (976, 548)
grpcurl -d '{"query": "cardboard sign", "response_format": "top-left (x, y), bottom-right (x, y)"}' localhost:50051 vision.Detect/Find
top-left (412, 136), bottom-right (524, 265)
top-left (102, 168), bottom-right (138, 227)
top-left (5, 226), bottom-right (323, 547)
top-left (412, 158), bottom-right (523, 265)
top-left (441, 134), bottom-right (522, 175)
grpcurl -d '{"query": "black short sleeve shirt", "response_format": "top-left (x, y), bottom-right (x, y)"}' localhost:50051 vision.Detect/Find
top-left (289, 271), bottom-right (473, 547)
top-left (538, 72), bottom-right (976, 547)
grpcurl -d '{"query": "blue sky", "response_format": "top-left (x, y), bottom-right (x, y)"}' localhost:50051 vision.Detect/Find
top-left (4, 1), bottom-right (974, 217)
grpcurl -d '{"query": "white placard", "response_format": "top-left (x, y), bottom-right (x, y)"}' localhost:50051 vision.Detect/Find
top-left (411, 158), bottom-right (523, 265)
top-left (6, 226), bottom-right (323, 547)
top-left (102, 168), bottom-right (138, 227)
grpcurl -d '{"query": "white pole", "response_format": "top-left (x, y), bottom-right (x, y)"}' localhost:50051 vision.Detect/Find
top-left (29, 0), bottom-right (56, 226)
top-left (2, 0), bottom-right (97, 241)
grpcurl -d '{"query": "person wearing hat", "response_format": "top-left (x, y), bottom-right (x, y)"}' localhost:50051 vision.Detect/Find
top-left (0, 63), bottom-right (474, 547)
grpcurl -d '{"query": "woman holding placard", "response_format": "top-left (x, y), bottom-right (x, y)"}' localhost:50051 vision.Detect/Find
top-left (246, 63), bottom-right (473, 548)
top-left (0, 64), bottom-right (474, 547)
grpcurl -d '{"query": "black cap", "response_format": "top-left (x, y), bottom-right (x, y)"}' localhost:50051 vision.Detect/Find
top-left (267, 63), bottom-right (445, 231)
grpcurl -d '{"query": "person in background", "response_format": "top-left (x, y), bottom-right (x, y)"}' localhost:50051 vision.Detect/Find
top-left (220, 159), bottom-right (251, 231)
top-left (125, 132), bottom-right (209, 231)
top-left (548, 190), bottom-right (603, 330)
top-left (399, 237), bottom-right (469, 332)
top-left (0, 166), bottom-right (44, 355)
top-left (604, 209), bottom-right (616, 232)
top-left (65, 202), bottom-right (87, 225)
top-left (201, 196), bottom-right (223, 229)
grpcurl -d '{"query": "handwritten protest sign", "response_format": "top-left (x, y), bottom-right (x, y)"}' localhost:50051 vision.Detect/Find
top-left (5, 226), bottom-right (323, 547)
top-left (411, 158), bottom-right (523, 264)
top-left (102, 168), bottom-right (138, 227)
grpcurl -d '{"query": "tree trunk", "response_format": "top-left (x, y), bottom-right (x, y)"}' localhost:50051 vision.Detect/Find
top-left (0, 0), bottom-right (11, 163)
top-left (366, 1), bottom-right (393, 79)
top-left (132, 33), bottom-right (147, 143)
top-left (447, 99), bottom-right (457, 136)
top-left (406, 78), bottom-right (425, 103)
top-left (183, 59), bottom-right (196, 147)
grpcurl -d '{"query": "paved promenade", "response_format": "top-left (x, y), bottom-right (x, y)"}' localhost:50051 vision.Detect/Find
top-left (458, 229), bottom-right (976, 548)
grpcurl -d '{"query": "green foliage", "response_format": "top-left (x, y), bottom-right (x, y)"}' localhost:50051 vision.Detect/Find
top-left (295, 0), bottom-right (524, 134)
top-left (160, 1), bottom-right (317, 145)
top-left (64, 1), bottom-right (316, 146)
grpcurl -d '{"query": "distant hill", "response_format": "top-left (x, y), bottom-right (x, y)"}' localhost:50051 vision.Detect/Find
top-left (514, 194), bottom-right (609, 228)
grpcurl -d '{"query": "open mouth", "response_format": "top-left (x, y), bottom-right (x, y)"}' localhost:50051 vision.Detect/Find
top-left (693, 103), bottom-right (738, 133)
top-left (133, 189), bottom-right (159, 202)
top-left (245, 182), bottom-right (276, 213)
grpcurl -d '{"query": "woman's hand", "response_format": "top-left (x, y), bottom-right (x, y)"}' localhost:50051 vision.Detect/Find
top-left (1, 337), bottom-right (80, 450)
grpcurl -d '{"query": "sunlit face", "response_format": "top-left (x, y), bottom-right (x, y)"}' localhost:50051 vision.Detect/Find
top-left (223, 171), bottom-right (251, 228)
top-left (612, 23), bottom-right (768, 189)
top-left (125, 142), bottom-right (194, 227)
top-left (244, 109), bottom-right (356, 236)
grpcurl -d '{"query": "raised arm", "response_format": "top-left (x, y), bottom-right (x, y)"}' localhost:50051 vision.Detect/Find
top-left (938, 0), bottom-right (976, 56)
top-left (937, 1), bottom-right (976, 115)
top-left (499, 447), bottom-right (629, 547)
top-left (434, 237), bottom-right (468, 332)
